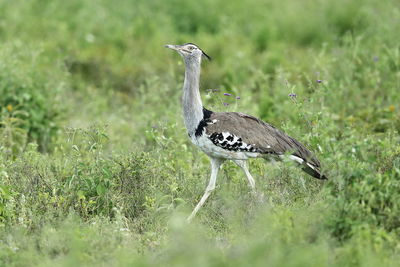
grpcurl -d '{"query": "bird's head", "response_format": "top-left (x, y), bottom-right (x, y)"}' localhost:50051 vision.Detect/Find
top-left (165, 43), bottom-right (211, 62)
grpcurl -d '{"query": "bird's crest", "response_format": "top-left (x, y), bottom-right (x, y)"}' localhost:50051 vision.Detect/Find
top-left (184, 43), bottom-right (211, 61)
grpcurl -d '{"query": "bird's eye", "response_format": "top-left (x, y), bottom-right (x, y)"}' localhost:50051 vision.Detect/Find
top-left (189, 46), bottom-right (196, 50)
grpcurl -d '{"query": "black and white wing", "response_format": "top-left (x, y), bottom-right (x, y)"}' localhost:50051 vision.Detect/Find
top-left (199, 109), bottom-right (327, 179)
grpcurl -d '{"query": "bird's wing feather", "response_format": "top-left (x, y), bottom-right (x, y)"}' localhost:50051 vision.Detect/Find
top-left (206, 112), bottom-right (321, 168)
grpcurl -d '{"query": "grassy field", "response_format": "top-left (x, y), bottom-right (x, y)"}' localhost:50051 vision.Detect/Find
top-left (0, 0), bottom-right (399, 266)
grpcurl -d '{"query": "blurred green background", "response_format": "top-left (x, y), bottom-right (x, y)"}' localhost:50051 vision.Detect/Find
top-left (0, 0), bottom-right (399, 266)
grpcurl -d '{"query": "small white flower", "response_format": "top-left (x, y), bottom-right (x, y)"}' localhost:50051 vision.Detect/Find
top-left (85, 33), bottom-right (95, 43)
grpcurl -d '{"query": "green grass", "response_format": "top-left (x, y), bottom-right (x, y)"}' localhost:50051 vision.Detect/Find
top-left (0, 0), bottom-right (399, 266)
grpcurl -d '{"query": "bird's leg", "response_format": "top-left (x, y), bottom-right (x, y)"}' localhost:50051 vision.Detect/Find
top-left (233, 160), bottom-right (265, 204)
top-left (233, 160), bottom-right (256, 190)
top-left (187, 157), bottom-right (224, 221)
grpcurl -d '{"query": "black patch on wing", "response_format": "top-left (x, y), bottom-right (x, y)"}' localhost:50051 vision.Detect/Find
top-left (195, 107), bottom-right (213, 137)
top-left (208, 132), bottom-right (266, 153)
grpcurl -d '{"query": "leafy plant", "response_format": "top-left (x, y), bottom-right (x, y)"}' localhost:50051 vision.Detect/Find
top-left (0, 43), bottom-right (64, 152)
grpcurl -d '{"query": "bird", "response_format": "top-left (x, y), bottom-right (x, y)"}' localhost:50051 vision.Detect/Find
top-left (165, 43), bottom-right (327, 221)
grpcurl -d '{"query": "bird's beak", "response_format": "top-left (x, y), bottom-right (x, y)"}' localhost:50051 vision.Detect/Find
top-left (164, 44), bottom-right (181, 51)
top-left (165, 45), bottom-right (182, 52)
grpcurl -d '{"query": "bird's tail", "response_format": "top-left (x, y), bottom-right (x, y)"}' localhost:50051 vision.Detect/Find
top-left (301, 162), bottom-right (328, 180)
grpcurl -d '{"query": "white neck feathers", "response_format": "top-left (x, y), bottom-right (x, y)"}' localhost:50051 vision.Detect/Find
top-left (182, 57), bottom-right (204, 136)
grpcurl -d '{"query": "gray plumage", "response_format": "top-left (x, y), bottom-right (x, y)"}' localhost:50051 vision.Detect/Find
top-left (203, 111), bottom-right (326, 179)
top-left (165, 43), bottom-right (327, 221)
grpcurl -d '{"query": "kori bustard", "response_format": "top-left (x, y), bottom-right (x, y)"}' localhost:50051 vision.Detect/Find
top-left (165, 43), bottom-right (327, 221)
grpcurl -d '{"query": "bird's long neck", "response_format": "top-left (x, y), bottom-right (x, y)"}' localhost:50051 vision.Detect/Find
top-left (182, 58), bottom-right (204, 136)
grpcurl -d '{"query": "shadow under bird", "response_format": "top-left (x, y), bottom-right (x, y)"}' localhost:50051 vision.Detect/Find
top-left (165, 43), bottom-right (327, 221)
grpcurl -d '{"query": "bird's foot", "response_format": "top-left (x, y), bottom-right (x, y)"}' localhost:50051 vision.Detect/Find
top-left (250, 190), bottom-right (266, 205)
